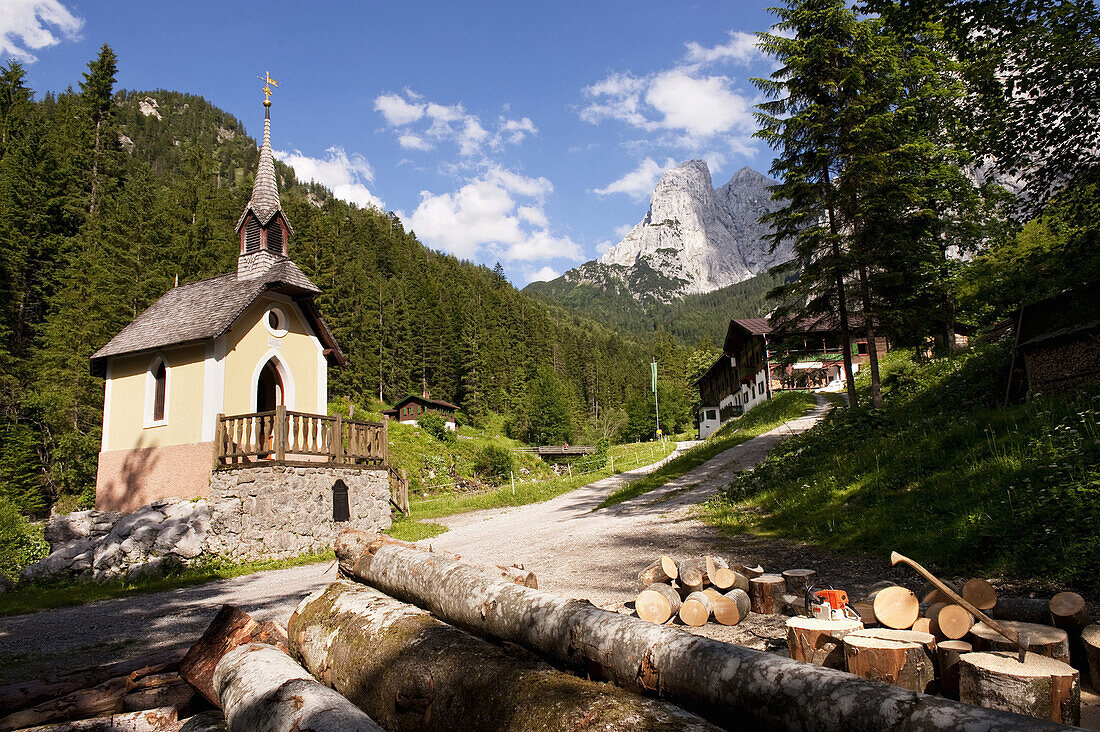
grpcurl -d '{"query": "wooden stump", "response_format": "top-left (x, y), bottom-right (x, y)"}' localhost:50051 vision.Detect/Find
top-left (636, 584), bottom-right (681, 624)
top-left (969, 620), bottom-right (1070, 663)
top-left (1080, 624), bottom-right (1100, 683)
top-left (638, 557), bottom-right (678, 590)
top-left (786, 617), bottom-right (862, 669)
top-left (989, 596), bottom-right (1054, 625)
top-left (937, 640), bottom-right (972, 701)
top-left (679, 591), bottom-right (713, 627)
top-left (871, 586), bottom-right (920, 630)
top-left (1049, 592), bottom-right (1089, 630)
top-left (843, 629), bottom-right (936, 692)
top-left (962, 579), bottom-right (997, 611)
top-left (713, 589), bottom-right (751, 627)
top-left (782, 569), bottom-right (817, 598)
top-left (749, 574), bottom-right (786, 615)
top-left (930, 604), bottom-right (973, 640)
top-left (959, 651), bottom-right (1079, 725)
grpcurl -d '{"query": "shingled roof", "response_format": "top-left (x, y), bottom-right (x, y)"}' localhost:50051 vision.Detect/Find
top-left (234, 109), bottom-right (293, 235)
top-left (90, 259), bottom-right (343, 376)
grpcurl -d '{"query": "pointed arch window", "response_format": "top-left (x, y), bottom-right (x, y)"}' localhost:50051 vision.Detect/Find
top-left (144, 355), bottom-right (169, 427)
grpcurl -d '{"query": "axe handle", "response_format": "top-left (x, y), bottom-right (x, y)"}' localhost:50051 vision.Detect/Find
top-left (890, 551), bottom-right (1027, 654)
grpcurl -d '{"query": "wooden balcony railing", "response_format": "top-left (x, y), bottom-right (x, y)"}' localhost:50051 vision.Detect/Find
top-left (213, 407), bottom-right (387, 469)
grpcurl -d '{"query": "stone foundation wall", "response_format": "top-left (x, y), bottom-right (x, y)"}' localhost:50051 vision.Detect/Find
top-left (207, 465), bottom-right (391, 562)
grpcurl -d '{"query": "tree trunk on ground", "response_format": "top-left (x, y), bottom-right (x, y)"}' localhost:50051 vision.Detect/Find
top-left (289, 581), bottom-right (720, 732)
top-left (781, 569), bottom-right (816, 599)
top-left (638, 556), bottom-right (678, 589)
top-left (843, 630), bottom-right (936, 693)
top-left (13, 708), bottom-right (178, 732)
top-left (679, 591), bottom-right (713, 627)
top-left (333, 529), bottom-right (1074, 731)
top-left (0, 650), bottom-right (186, 714)
top-left (213, 643), bottom-right (382, 732)
top-left (961, 579), bottom-right (997, 611)
top-left (959, 651), bottom-right (1079, 726)
top-left (121, 673), bottom-right (194, 713)
top-left (871, 586), bottom-right (920, 630)
top-left (749, 574), bottom-right (786, 615)
top-left (178, 711), bottom-right (226, 732)
top-left (1082, 625), bottom-right (1100, 683)
top-left (180, 606), bottom-right (287, 707)
top-left (969, 621), bottom-right (1069, 664)
top-left (0, 678), bottom-right (128, 731)
top-left (636, 583), bottom-right (681, 624)
top-left (937, 641), bottom-right (973, 701)
top-left (989, 597), bottom-right (1054, 625)
top-left (786, 617), bottom-right (862, 669)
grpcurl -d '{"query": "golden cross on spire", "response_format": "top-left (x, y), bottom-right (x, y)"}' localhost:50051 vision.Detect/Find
top-left (258, 71), bottom-right (279, 106)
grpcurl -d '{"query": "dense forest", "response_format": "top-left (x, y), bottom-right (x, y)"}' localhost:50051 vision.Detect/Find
top-left (0, 48), bottom-right (707, 517)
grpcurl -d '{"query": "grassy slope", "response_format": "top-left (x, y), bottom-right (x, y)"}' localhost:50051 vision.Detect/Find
top-left (704, 346), bottom-right (1100, 591)
top-left (598, 392), bottom-right (820, 509)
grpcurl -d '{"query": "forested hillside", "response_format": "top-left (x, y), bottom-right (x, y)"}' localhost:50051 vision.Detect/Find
top-left (0, 47), bottom-right (704, 517)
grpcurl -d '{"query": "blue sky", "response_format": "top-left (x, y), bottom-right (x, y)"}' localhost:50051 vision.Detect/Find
top-left (3, 0), bottom-right (783, 285)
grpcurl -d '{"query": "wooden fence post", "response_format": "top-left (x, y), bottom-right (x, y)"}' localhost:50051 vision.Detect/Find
top-left (381, 419), bottom-right (388, 466)
top-left (274, 405), bottom-right (286, 463)
top-left (333, 414), bottom-right (344, 465)
top-left (212, 414), bottom-right (225, 469)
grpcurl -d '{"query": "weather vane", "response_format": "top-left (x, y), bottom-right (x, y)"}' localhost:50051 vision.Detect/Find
top-left (258, 71), bottom-right (279, 107)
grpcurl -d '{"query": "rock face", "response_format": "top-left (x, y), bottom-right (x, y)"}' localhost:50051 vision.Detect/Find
top-left (21, 467), bottom-right (391, 584)
top-left (584, 161), bottom-right (788, 303)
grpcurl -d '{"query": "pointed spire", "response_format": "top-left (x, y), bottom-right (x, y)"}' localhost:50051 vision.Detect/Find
top-left (248, 105), bottom-right (282, 226)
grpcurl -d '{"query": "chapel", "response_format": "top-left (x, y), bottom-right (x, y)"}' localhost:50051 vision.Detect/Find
top-left (90, 92), bottom-right (346, 512)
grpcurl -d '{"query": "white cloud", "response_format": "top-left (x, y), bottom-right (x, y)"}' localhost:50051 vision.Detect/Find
top-left (397, 133), bottom-right (431, 151)
top-left (684, 30), bottom-right (760, 67)
top-left (275, 146), bottom-right (385, 210)
top-left (614, 223), bottom-right (634, 237)
top-left (593, 157), bottom-right (678, 201)
top-left (646, 70), bottom-right (754, 143)
top-left (0, 0), bottom-right (81, 62)
top-left (373, 93), bottom-right (424, 126)
top-left (402, 167), bottom-right (579, 264)
top-left (375, 89), bottom-right (536, 156)
top-left (525, 265), bottom-right (560, 283)
top-left (595, 240), bottom-right (615, 255)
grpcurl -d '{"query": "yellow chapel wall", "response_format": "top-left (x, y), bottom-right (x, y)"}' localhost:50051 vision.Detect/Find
top-left (221, 295), bottom-right (326, 416)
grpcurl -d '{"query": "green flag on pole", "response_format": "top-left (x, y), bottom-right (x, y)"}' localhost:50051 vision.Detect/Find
top-left (651, 361), bottom-right (657, 393)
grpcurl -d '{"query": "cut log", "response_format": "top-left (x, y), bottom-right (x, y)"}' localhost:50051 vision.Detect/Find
top-left (704, 555), bottom-right (729, 582)
top-left (713, 568), bottom-right (749, 592)
top-left (872, 586), bottom-right (920, 630)
top-left (0, 677), bottom-right (127, 731)
top-left (924, 601), bottom-right (946, 620)
top-left (12, 708), bottom-right (178, 732)
top-left (959, 651), bottom-right (1079, 725)
top-left (843, 629), bottom-right (936, 692)
top-left (1049, 592), bottom-right (1089, 630)
top-left (851, 601), bottom-right (876, 626)
top-left (749, 574), bottom-right (786, 615)
top-left (290, 581), bottom-right (721, 731)
top-left (961, 579), bottom-right (997, 611)
top-left (937, 640), bottom-right (973, 701)
top-left (636, 583), bottom-right (681, 624)
top-left (679, 591), bottom-right (713, 627)
top-left (0, 650), bottom-right (185, 715)
top-left (989, 596), bottom-right (1055, 625)
top-left (923, 587), bottom-right (952, 605)
top-left (713, 589), bottom-right (751, 626)
top-left (121, 673), bottom-right (195, 713)
top-left (786, 617), bottom-right (862, 669)
top-left (178, 711), bottom-right (227, 732)
top-left (911, 618), bottom-right (933, 635)
top-left (179, 605), bottom-right (287, 707)
top-left (1082, 624), bottom-right (1100, 683)
top-left (333, 529), bottom-right (1077, 731)
top-left (733, 563), bottom-right (764, 579)
top-left (969, 620), bottom-right (1070, 663)
top-left (851, 627), bottom-right (937, 658)
top-left (782, 568), bottom-right (817, 598)
top-left (678, 557), bottom-right (712, 588)
top-left (930, 604), bottom-right (974, 640)
top-left (638, 556), bottom-right (678, 589)
top-left (214, 643), bottom-right (383, 732)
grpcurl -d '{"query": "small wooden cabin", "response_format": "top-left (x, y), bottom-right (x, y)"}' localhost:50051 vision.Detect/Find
top-left (382, 394), bottom-right (458, 430)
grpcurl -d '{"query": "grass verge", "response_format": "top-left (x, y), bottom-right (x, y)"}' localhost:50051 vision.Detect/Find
top-left (703, 345), bottom-right (1100, 591)
top-left (597, 392), bottom-right (820, 509)
top-left (0, 549), bottom-right (334, 617)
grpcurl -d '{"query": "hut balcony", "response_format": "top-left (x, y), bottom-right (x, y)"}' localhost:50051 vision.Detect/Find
top-left (214, 406), bottom-right (387, 469)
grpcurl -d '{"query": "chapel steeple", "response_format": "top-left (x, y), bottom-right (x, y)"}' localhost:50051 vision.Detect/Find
top-left (235, 72), bottom-right (294, 280)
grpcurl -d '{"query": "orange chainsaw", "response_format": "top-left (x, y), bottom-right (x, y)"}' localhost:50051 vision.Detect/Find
top-left (808, 588), bottom-right (861, 622)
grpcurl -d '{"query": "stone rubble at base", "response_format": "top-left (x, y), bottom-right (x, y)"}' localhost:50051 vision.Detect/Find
top-left (21, 466), bottom-right (391, 583)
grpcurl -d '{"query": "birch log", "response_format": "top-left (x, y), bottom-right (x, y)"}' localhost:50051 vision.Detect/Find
top-left (958, 652), bottom-right (1079, 726)
top-left (11, 708), bottom-right (178, 732)
top-left (178, 711), bottom-right (227, 732)
top-left (213, 643), bottom-right (383, 732)
top-left (180, 605), bottom-right (287, 707)
top-left (333, 529), bottom-right (1076, 732)
top-left (288, 581), bottom-right (720, 732)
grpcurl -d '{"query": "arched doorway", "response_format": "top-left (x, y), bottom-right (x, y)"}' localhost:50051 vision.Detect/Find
top-left (256, 358), bottom-right (284, 412)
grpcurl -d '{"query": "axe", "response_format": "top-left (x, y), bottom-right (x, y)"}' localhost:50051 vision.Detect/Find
top-left (890, 551), bottom-right (1029, 663)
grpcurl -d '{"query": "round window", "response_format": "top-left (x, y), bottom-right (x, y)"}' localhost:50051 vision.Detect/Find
top-left (265, 306), bottom-right (288, 337)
